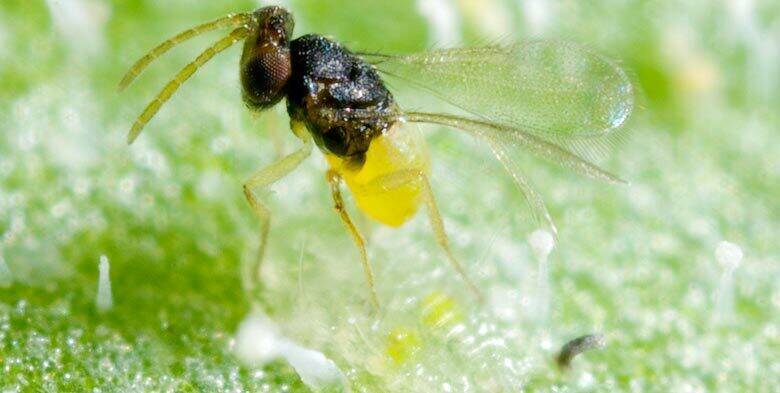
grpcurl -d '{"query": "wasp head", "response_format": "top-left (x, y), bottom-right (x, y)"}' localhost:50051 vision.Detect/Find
top-left (240, 6), bottom-right (295, 110)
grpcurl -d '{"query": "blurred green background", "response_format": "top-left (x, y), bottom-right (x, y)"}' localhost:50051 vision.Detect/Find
top-left (1, 0), bottom-right (778, 391)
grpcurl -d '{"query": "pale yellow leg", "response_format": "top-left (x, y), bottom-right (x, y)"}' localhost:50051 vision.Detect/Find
top-left (266, 111), bottom-right (286, 160)
top-left (365, 170), bottom-right (483, 301)
top-left (327, 170), bottom-right (381, 312)
top-left (242, 129), bottom-right (312, 301)
top-left (356, 208), bottom-right (376, 243)
top-left (249, 110), bottom-right (286, 159)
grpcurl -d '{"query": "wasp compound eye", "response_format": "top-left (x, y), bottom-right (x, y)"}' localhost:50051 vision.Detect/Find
top-left (240, 6), bottom-right (294, 110)
top-left (241, 47), bottom-right (292, 109)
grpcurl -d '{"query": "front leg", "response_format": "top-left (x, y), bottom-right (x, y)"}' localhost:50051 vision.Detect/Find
top-left (242, 122), bottom-right (312, 303)
top-left (363, 170), bottom-right (483, 301)
top-left (326, 170), bottom-right (381, 312)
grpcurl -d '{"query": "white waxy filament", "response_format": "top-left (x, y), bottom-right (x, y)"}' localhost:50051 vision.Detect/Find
top-left (96, 255), bottom-right (113, 312)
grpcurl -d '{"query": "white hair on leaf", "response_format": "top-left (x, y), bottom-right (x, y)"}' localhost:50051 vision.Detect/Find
top-left (527, 229), bottom-right (555, 261)
top-left (528, 229), bottom-right (555, 323)
top-left (713, 240), bottom-right (743, 324)
top-left (96, 255), bottom-right (113, 312)
top-left (715, 241), bottom-right (743, 271)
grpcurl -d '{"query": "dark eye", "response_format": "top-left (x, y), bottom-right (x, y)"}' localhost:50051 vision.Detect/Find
top-left (240, 49), bottom-right (291, 109)
top-left (322, 126), bottom-right (348, 156)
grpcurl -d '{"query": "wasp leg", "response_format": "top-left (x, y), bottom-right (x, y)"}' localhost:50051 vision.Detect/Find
top-left (254, 109), bottom-right (286, 160)
top-left (242, 126), bottom-right (312, 303)
top-left (326, 170), bottom-right (381, 312)
top-left (486, 137), bottom-right (558, 238)
top-left (267, 115), bottom-right (286, 160)
top-left (365, 170), bottom-right (483, 302)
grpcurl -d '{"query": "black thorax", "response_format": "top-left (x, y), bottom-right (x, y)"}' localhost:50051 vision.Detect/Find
top-left (286, 34), bottom-right (396, 160)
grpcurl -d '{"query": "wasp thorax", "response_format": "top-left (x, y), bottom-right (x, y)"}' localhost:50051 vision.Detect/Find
top-left (240, 7), bottom-right (295, 110)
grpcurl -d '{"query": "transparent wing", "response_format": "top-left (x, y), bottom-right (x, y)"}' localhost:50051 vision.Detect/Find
top-left (402, 111), bottom-right (627, 235)
top-left (361, 41), bottom-right (633, 232)
top-left (403, 112), bottom-right (625, 183)
top-left (368, 40), bottom-right (635, 159)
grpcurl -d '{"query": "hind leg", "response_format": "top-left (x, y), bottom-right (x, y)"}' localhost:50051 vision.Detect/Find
top-left (327, 170), bottom-right (381, 312)
top-left (364, 169), bottom-right (483, 301)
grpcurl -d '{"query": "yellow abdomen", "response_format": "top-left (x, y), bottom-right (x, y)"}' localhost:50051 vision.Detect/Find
top-left (326, 122), bottom-right (429, 227)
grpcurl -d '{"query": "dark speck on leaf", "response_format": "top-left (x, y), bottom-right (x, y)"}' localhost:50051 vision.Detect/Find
top-left (556, 333), bottom-right (606, 370)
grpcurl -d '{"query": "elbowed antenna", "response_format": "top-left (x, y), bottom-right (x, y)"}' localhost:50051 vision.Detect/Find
top-left (118, 12), bottom-right (253, 91)
top-left (126, 26), bottom-right (252, 144)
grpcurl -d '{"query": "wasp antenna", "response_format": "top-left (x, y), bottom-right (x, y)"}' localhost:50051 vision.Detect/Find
top-left (127, 26), bottom-right (251, 144)
top-left (118, 12), bottom-right (252, 91)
